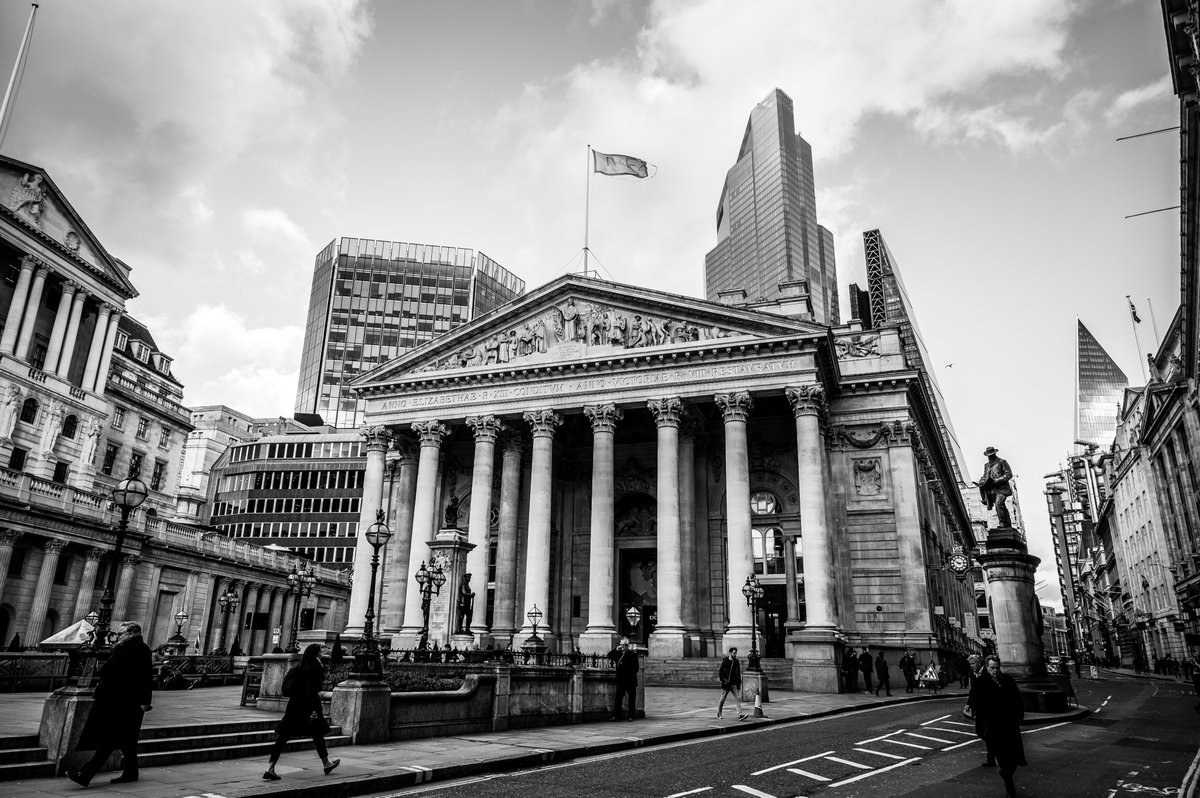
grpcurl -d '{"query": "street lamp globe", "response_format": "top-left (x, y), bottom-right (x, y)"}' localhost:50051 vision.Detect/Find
top-left (365, 519), bottom-right (393, 548)
top-left (415, 561), bottom-right (430, 588)
top-left (526, 604), bottom-right (543, 629)
top-left (174, 610), bottom-right (189, 628)
top-left (111, 477), bottom-right (149, 510)
top-left (432, 564), bottom-right (446, 592)
top-left (625, 605), bottom-right (641, 629)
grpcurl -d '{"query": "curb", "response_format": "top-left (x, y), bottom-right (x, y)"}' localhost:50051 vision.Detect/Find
top-left (226, 692), bottom-right (1006, 798)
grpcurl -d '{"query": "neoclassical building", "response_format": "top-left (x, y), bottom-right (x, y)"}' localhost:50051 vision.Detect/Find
top-left (346, 272), bottom-right (978, 691)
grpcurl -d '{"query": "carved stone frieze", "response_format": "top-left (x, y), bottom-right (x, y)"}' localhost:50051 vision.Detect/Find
top-left (614, 458), bottom-right (655, 499)
top-left (853, 459), bottom-right (882, 496)
top-left (834, 334), bottom-right (879, 359)
top-left (9, 173), bottom-right (48, 226)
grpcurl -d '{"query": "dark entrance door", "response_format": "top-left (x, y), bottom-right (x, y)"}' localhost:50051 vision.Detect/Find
top-left (618, 548), bottom-right (657, 646)
top-left (761, 585), bottom-right (787, 657)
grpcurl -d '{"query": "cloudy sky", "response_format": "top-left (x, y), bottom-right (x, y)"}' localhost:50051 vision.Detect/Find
top-left (0, 0), bottom-right (1180, 605)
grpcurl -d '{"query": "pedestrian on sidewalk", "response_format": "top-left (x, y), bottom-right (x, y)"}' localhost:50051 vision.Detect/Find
top-left (964, 653), bottom-right (995, 768)
top-left (608, 637), bottom-right (639, 721)
top-left (858, 647), bottom-right (874, 694)
top-left (976, 655), bottom-right (1026, 798)
top-left (262, 643), bottom-right (340, 781)
top-left (67, 622), bottom-right (154, 788)
top-left (874, 650), bottom-right (892, 696)
top-left (717, 647), bottom-right (747, 720)
top-left (899, 649), bottom-right (918, 693)
top-left (842, 646), bottom-right (859, 693)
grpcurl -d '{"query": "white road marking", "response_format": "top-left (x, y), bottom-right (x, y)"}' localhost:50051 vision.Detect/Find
top-left (943, 720), bottom-right (975, 727)
top-left (664, 788), bottom-right (712, 797)
top-left (853, 747), bottom-right (908, 760)
top-left (732, 786), bottom-right (779, 797)
top-left (823, 755), bottom-right (872, 769)
top-left (827, 757), bottom-right (921, 787)
top-left (402, 766), bottom-right (433, 782)
top-left (943, 738), bottom-right (981, 751)
top-left (905, 732), bottom-right (956, 744)
top-left (920, 714), bottom-right (952, 726)
top-left (924, 727), bottom-right (976, 736)
top-left (1023, 721), bottom-right (1069, 734)
top-left (879, 738), bottom-right (932, 750)
top-left (787, 768), bottom-right (832, 782)
top-left (856, 729), bottom-right (906, 745)
top-left (752, 750), bottom-right (835, 775)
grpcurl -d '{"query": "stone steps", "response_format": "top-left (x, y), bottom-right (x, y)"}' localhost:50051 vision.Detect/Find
top-left (644, 657), bottom-right (794, 689)
top-left (0, 720), bottom-right (350, 781)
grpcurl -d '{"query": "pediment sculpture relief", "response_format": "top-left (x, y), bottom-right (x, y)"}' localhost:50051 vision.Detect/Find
top-left (835, 334), bottom-right (879, 359)
top-left (8, 173), bottom-right (49, 227)
top-left (416, 297), bottom-right (739, 373)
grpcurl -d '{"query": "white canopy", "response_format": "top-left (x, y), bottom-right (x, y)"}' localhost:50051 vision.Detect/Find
top-left (41, 618), bottom-right (133, 646)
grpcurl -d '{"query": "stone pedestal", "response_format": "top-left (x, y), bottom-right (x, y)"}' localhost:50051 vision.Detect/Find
top-left (742, 670), bottom-right (770, 704)
top-left (39, 685), bottom-right (109, 776)
top-left (330, 678), bottom-right (392, 743)
top-left (789, 629), bottom-right (842, 693)
top-left (578, 630), bottom-right (620, 656)
top-left (425, 527), bottom-right (475, 649)
top-left (980, 527), bottom-right (1068, 713)
top-left (648, 629), bottom-right (690, 658)
top-left (256, 653), bottom-right (302, 713)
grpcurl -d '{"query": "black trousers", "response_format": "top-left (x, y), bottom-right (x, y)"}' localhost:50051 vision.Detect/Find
top-left (614, 683), bottom-right (636, 718)
top-left (80, 742), bottom-right (137, 782)
top-left (861, 671), bottom-right (872, 692)
top-left (268, 732), bottom-right (328, 764)
top-left (875, 675), bottom-right (891, 695)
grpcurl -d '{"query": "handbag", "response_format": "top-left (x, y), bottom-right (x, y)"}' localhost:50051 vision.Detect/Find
top-left (961, 704), bottom-right (974, 719)
top-left (308, 710), bottom-right (332, 737)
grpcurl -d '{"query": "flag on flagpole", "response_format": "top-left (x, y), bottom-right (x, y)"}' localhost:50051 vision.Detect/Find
top-left (592, 150), bottom-right (649, 178)
top-left (1128, 297), bottom-right (1142, 323)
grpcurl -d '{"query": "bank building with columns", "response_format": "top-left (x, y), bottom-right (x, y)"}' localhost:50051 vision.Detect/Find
top-left (344, 257), bottom-right (979, 692)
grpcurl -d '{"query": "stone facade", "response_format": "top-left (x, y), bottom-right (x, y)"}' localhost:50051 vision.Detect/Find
top-left (345, 274), bottom-right (979, 691)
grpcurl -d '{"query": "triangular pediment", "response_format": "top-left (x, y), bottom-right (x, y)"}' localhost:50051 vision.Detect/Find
top-left (0, 155), bottom-right (138, 299)
top-left (353, 273), bottom-right (827, 387)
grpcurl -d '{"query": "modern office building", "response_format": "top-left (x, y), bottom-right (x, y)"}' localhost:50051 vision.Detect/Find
top-left (704, 88), bottom-right (839, 325)
top-left (294, 237), bottom-right (526, 429)
top-left (1076, 320), bottom-right (1128, 448)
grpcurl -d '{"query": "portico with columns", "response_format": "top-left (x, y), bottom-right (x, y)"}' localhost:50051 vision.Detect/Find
top-left (347, 274), bottom-right (978, 692)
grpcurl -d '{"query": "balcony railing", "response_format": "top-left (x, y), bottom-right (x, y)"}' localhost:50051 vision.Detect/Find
top-left (106, 372), bottom-right (190, 421)
top-left (0, 468), bottom-right (111, 524)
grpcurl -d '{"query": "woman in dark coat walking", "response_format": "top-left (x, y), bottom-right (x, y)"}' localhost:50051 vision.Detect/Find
top-left (976, 655), bottom-right (1026, 798)
top-left (67, 622), bottom-right (154, 787)
top-left (262, 643), bottom-right (339, 781)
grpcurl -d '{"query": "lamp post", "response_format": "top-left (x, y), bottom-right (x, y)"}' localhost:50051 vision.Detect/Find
top-left (212, 588), bottom-right (240, 654)
top-left (527, 604), bottom-right (544, 645)
top-left (284, 564), bottom-right (317, 653)
top-left (741, 574), bottom-right (764, 672)
top-left (625, 605), bottom-right (641, 643)
top-left (414, 559), bottom-right (445, 649)
top-left (167, 610), bottom-right (189, 653)
top-left (86, 477), bottom-right (148, 652)
top-left (354, 510), bottom-right (392, 674)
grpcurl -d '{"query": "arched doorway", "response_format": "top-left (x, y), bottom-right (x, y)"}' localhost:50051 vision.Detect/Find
top-left (750, 490), bottom-right (802, 657)
top-left (614, 492), bottom-right (656, 646)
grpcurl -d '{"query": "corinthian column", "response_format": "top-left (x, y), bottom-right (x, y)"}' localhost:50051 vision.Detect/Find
top-left (81, 304), bottom-right (113, 391)
top-left (397, 421), bottom-right (450, 646)
top-left (25, 539), bottom-right (66, 641)
top-left (519, 409), bottom-right (561, 645)
top-left (91, 310), bottom-right (123, 392)
top-left (111, 555), bottom-right (141, 623)
top-left (56, 287), bottom-right (87, 378)
top-left (492, 434), bottom-right (524, 646)
top-left (0, 530), bottom-right (23, 604)
top-left (580, 403), bottom-right (622, 654)
top-left (715, 391), bottom-right (754, 650)
top-left (679, 414), bottom-right (700, 644)
top-left (15, 264), bottom-right (48, 362)
top-left (346, 424), bottom-right (390, 635)
top-left (0, 256), bottom-right (36, 355)
top-left (44, 280), bottom-right (77, 375)
top-left (465, 415), bottom-right (503, 641)
top-left (72, 548), bottom-right (103, 622)
top-left (383, 441), bottom-right (417, 635)
top-left (786, 385), bottom-right (834, 630)
top-left (648, 397), bottom-right (688, 657)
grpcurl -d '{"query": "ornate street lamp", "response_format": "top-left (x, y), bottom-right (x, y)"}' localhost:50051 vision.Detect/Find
top-left (167, 610), bottom-right (189, 652)
top-left (414, 559), bottom-right (445, 649)
top-left (625, 605), bottom-right (642, 639)
top-left (212, 588), bottom-right (241, 654)
top-left (284, 564), bottom-right (318, 653)
top-left (742, 574), bottom-right (764, 673)
top-left (354, 510), bottom-right (392, 674)
top-left (87, 477), bottom-right (148, 653)
top-left (526, 604), bottom-right (544, 645)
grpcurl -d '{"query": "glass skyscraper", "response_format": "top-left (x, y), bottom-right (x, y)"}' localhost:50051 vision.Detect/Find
top-left (704, 88), bottom-right (839, 325)
top-left (294, 237), bottom-right (525, 429)
top-left (1076, 320), bottom-right (1128, 448)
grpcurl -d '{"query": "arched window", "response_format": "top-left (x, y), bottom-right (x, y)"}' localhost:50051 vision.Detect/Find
top-left (62, 414), bottom-right (78, 439)
top-left (749, 491), bottom-right (786, 575)
top-left (19, 398), bottom-right (38, 424)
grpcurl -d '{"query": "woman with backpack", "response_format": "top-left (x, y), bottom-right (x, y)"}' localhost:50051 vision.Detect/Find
top-left (262, 643), bottom-right (340, 781)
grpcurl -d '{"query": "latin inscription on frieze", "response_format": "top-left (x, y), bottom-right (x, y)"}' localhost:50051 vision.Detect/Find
top-left (381, 357), bottom-right (806, 411)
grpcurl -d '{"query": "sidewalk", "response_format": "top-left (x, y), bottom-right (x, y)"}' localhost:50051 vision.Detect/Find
top-left (2, 681), bottom-right (1084, 798)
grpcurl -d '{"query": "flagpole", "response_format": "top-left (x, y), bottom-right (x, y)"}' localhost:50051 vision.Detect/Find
top-left (1127, 296), bottom-right (1147, 382)
top-left (584, 145), bottom-right (592, 275)
top-left (0, 2), bottom-right (39, 152)
top-left (1146, 297), bottom-right (1162, 348)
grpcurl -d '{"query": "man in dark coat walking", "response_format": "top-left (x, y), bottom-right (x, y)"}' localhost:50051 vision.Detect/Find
top-left (858, 648), bottom-right (874, 694)
top-left (608, 638), bottom-right (639, 721)
top-left (899, 649), bottom-right (918, 693)
top-left (874, 650), bottom-right (892, 696)
top-left (68, 622), bottom-right (154, 787)
top-left (976, 655), bottom-right (1026, 798)
top-left (965, 653), bottom-right (996, 767)
top-left (842, 647), bottom-right (859, 693)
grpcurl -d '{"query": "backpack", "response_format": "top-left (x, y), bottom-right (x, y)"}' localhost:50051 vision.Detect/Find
top-left (281, 666), bottom-right (301, 698)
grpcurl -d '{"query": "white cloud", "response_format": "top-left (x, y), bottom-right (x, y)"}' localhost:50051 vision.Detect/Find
top-left (1105, 75), bottom-right (1174, 128)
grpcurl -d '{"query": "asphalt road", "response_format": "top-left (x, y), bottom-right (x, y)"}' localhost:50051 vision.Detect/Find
top-left (369, 674), bottom-right (1200, 798)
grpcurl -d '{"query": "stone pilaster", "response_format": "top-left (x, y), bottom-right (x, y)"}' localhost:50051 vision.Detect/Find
top-left (24, 539), bottom-right (66, 642)
top-left (580, 404), bottom-right (622, 654)
top-left (714, 391), bottom-right (754, 651)
top-left (648, 397), bottom-right (688, 657)
top-left (464, 415), bottom-right (503, 642)
top-left (519, 409), bottom-right (561, 645)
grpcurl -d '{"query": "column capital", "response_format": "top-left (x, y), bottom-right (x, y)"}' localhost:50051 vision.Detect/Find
top-left (466, 414), bottom-right (505, 443)
top-left (389, 437), bottom-right (417, 465)
top-left (60, 279), bottom-right (79, 295)
top-left (121, 554), bottom-right (142, 568)
top-left (500, 431), bottom-right (526, 456)
top-left (43, 538), bottom-right (67, 554)
top-left (523, 409), bottom-right (562, 438)
top-left (412, 420), bottom-right (450, 447)
top-left (714, 391), bottom-right (753, 422)
top-left (18, 254), bottom-right (40, 271)
top-left (648, 397), bottom-right (683, 428)
top-left (359, 424), bottom-right (392, 452)
top-left (0, 529), bottom-right (22, 546)
top-left (584, 403), bottom-right (623, 434)
top-left (785, 385), bottom-right (827, 418)
top-left (84, 547), bottom-right (105, 561)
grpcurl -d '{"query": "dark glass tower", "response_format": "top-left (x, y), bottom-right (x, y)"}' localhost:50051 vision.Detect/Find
top-left (704, 88), bottom-right (839, 324)
top-left (1076, 320), bottom-right (1128, 448)
top-left (294, 238), bottom-right (525, 429)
